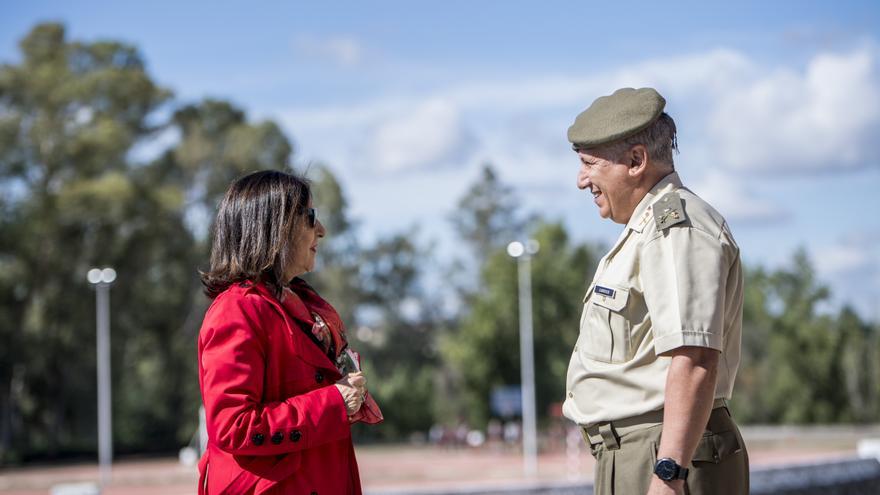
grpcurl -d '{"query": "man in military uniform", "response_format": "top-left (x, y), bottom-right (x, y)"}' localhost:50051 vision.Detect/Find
top-left (563, 88), bottom-right (749, 495)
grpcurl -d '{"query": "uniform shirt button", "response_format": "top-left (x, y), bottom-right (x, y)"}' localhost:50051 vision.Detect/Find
top-left (290, 430), bottom-right (302, 442)
top-left (271, 431), bottom-right (284, 444)
top-left (568, 392), bottom-right (574, 398)
top-left (315, 371), bottom-right (324, 383)
top-left (252, 433), bottom-right (265, 446)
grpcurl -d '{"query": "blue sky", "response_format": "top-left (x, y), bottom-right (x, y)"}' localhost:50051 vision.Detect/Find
top-left (3, 1), bottom-right (880, 320)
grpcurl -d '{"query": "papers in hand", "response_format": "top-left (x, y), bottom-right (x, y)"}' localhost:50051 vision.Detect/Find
top-left (337, 347), bottom-right (361, 375)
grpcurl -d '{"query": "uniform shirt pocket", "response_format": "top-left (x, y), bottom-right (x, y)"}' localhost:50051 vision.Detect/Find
top-left (580, 282), bottom-right (631, 364)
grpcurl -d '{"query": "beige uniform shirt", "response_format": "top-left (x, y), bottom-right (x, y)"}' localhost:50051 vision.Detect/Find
top-left (563, 172), bottom-right (743, 426)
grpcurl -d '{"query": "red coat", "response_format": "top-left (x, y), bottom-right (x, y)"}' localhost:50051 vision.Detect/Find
top-left (197, 281), bottom-right (361, 495)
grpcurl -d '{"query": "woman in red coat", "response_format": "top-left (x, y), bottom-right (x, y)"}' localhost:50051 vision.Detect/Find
top-left (197, 170), bottom-right (381, 494)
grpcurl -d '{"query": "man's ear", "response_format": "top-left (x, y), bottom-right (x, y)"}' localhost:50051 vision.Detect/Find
top-left (628, 144), bottom-right (648, 177)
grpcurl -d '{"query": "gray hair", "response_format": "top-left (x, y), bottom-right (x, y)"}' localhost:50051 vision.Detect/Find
top-left (601, 112), bottom-right (678, 168)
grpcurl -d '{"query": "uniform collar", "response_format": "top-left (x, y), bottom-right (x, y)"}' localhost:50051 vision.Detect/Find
top-left (626, 172), bottom-right (682, 233)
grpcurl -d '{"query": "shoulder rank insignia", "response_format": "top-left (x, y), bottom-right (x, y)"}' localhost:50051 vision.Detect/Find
top-left (652, 192), bottom-right (686, 230)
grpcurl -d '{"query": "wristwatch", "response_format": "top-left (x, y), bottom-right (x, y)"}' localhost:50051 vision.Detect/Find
top-left (653, 458), bottom-right (689, 481)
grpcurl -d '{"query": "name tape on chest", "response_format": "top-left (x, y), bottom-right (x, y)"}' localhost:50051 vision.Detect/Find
top-left (594, 285), bottom-right (615, 297)
top-left (652, 192), bottom-right (686, 230)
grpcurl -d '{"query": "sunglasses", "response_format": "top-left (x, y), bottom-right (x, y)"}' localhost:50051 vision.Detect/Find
top-left (306, 207), bottom-right (317, 228)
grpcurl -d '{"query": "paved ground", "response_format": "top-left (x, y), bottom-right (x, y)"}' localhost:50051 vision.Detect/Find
top-left (1, 425), bottom-right (878, 494)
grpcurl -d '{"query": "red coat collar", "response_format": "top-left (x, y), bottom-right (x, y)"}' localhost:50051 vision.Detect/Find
top-left (244, 281), bottom-right (339, 374)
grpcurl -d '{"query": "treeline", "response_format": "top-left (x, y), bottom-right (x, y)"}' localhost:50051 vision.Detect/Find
top-left (1, 23), bottom-right (878, 464)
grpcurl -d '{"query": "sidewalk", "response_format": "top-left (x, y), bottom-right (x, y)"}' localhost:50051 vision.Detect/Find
top-left (1, 425), bottom-right (875, 494)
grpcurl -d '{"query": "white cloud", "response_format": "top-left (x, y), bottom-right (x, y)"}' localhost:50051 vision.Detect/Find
top-left (815, 232), bottom-right (880, 277)
top-left (816, 245), bottom-right (872, 275)
top-left (709, 46), bottom-right (880, 172)
top-left (812, 233), bottom-right (880, 321)
top-left (279, 45), bottom-right (880, 180)
top-left (293, 35), bottom-right (365, 67)
top-left (689, 172), bottom-right (789, 223)
top-left (270, 43), bottom-right (880, 321)
top-left (360, 98), bottom-right (473, 174)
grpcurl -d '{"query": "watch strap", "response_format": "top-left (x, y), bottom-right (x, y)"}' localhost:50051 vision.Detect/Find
top-left (654, 458), bottom-right (689, 481)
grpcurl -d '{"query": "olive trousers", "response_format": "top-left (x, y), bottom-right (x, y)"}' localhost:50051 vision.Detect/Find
top-left (584, 406), bottom-right (749, 495)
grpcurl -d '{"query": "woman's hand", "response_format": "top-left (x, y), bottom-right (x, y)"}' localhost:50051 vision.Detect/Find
top-left (335, 372), bottom-right (366, 415)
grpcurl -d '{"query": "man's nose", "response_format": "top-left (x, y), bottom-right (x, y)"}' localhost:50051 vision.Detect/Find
top-left (577, 168), bottom-right (591, 190)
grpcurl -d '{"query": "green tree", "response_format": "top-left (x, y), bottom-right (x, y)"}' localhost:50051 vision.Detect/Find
top-left (837, 306), bottom-right (880, 422)
top-left (450, 164), bottom-right (526, 268)
top-left (442, 221), bottom-right (598, 427)
top-left (352, 231), bottom-right (446, 439)
top-left (731, 250), bottom-right (868, 424)
top-left (764, 252), bottom-right (849, 423)
top-left (0, 22), bottom-right (172, 461)
top-left (729, 266), bottom-right (775, 422)
top-left (0, 23), bottom-right (304, 463)
top-left (166, 98), bottom-right (292, 212)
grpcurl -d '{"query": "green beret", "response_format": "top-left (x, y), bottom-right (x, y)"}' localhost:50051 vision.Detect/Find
top-left (567, 87), bottom-right (666, 149)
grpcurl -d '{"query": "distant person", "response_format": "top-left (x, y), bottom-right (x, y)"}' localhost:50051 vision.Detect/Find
top-left (562, 88), bottom-right (748, 494)
top-left (197, 170), bottom-right (382, 495)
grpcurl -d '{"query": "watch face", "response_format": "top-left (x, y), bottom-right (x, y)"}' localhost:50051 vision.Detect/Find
top-left (655, 459), bottom-right (677, 480)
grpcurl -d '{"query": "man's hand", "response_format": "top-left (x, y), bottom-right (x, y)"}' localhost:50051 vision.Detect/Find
top-left (647, 477), bottom-right (684, 495)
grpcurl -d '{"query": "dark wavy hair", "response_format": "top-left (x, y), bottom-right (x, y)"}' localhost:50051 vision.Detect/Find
top-left (200, 170), bottom-right (311, 299)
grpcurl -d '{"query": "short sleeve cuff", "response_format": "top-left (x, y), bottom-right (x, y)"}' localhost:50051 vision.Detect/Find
top-left (654, 330), bottom-right (722, 355)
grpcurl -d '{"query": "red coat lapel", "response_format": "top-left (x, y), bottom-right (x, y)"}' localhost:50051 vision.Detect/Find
top-left (251, 282), bottom-right (338, 373)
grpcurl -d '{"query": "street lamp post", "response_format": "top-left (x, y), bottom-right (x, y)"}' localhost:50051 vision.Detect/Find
top-left (506, 239), bottom-right (540, 478)
top-left (87, 267), bottom-right (116, 488)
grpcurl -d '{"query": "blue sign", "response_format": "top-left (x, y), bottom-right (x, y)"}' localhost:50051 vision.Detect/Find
top-left (490, 386), bottom-right (522, 418)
